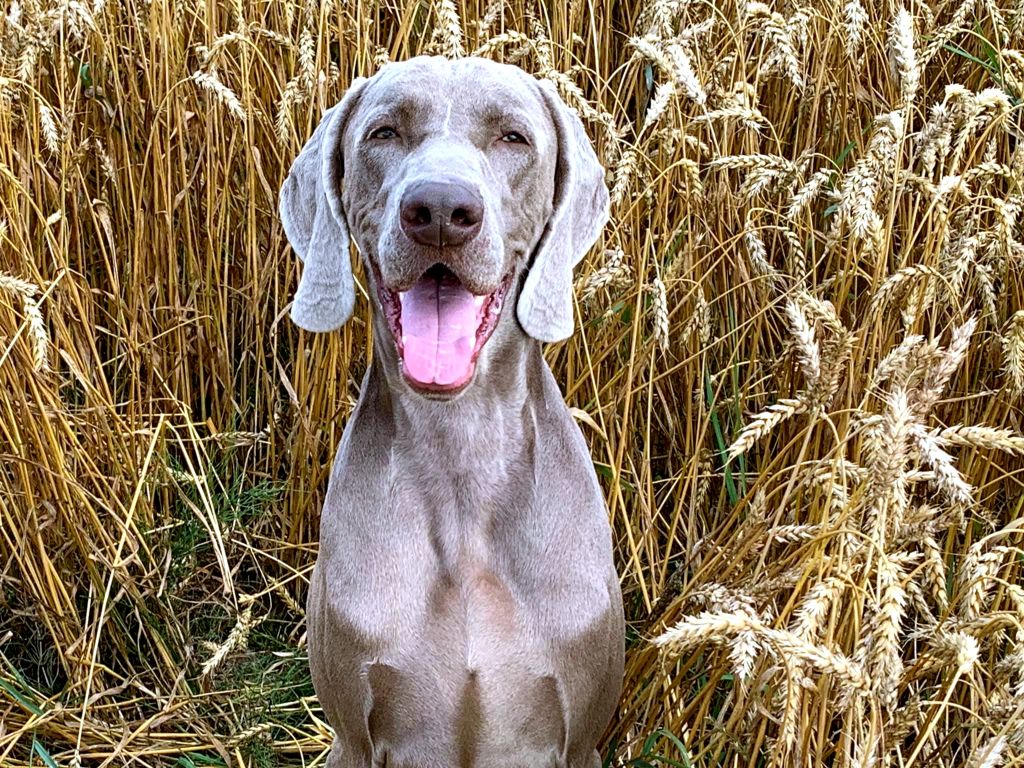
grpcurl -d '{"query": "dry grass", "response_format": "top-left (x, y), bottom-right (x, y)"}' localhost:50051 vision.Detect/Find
top-left (1, 0), bottom-right (1023, 765)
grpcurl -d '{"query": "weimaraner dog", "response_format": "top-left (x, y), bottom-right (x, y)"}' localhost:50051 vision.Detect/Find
top-left (279, 55), bottom-right (624, 768)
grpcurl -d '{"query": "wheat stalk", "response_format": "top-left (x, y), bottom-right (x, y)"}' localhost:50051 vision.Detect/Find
top-left (0, 272), bottom-right (50, 372)
top-left (654, 611), bottom-right (756, 647)
top-left (642, 81), bottom-right (675, 133)
top-left (38, 102), bottom-right (60, 155)
top-left (630, 36), bottom-right (706, 104)
top-left (657, 611), bottom-right (870, 694)
top-left (431, 0), bottom-right (465, 58)
top-left (693, 104), bottom-right (765, 133)
top-left (785, 300), bottom-right (821, 384)
top-left (201, 598), bottom-right (264, 677)
top-left (476, 0), bottom-right (504, 36)
top-left (226, 721), bottom-right (274, 747)
top-left (920, 316), bottom-right (977, 404)
top-left (728, 399), bottom-right (807, 460)
top-left (192, 69), bottom-right (246, 120)
top-left (966, 736), bottom-right (1007, 768)
top-left (741, 223), bottom-right (776, 280)
top-left (870, 265), bottom-right (941, 315)
top-left (869, 554), bottom-right (908, 710)
top-left (936, 424), bottom-right (1024, 455)
top-left (787, 168), bottom-right (832, 219)
top-left (1001, 311), bottom-right (1024, 395)
top-left (912, 425), bottom-right (975, 506)
top-left (922, 0), bottom-right (976, 66)
top-left (578, 248), bottom-right (631, 301)
top-left (957, 545), bottom-right (1009, 622)
top-left (890, 8), bottom-right (919, 106)
top-left (650, 276), bottom-right (670, 352)
top-left (759, 10), bottom-right (804, 89)
top-left (665, 41), bottom-right (706, 104)
top-left (844, 0), bottom-right (868, 55)
top-left (792, 575), bottom-right (847, 640)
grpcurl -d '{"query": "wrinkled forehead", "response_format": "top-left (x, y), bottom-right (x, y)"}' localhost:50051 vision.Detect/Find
top-left (348, 57), bottom-right (554, 146)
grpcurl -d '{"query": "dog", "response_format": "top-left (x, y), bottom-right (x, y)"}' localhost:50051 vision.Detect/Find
top-left (279, 55), bottom-right (624, 768)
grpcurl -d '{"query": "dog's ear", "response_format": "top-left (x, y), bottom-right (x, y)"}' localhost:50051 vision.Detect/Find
top-left (280, 77), bottom-right (368, 332)
top-left (517, 79), bottom-right (610, 343)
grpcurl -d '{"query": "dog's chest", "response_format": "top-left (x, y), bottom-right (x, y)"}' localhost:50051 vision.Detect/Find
top-left (321, 507), bottom-right (588, 757)
top-left (327, 468), bottom-right (609, 643)
top-left (360, 555), bottom-right (568, 764)
top-left (330, 501), bottom-right (555, 656)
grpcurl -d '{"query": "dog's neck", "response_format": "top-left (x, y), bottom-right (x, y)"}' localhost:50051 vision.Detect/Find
top-left (364, 308), bottom-right (548, 511)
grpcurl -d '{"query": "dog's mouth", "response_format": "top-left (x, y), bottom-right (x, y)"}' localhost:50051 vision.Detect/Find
top-left (376, 264), bottom-right (511, 394)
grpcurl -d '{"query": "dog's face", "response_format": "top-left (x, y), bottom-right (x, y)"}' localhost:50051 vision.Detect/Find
top-left (280, 56), bottom-right (609, 398)
top-left (343, 58), bottom-right (557, 395)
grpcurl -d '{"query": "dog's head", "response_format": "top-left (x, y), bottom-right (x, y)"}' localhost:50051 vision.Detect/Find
top-left (279, 56), bottom-right (608, 397)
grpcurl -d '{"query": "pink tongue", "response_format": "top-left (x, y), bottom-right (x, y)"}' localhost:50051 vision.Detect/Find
top-left (399, 273), bottom-right (482, 387)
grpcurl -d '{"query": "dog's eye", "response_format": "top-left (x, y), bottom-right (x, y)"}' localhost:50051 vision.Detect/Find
top-left (369, 126), bottom-right (398, 140)
top-left (500, 131), bottom-right (529, 145)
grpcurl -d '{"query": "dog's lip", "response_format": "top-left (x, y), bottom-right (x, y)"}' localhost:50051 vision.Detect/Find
top-left (372, 263), bottom-right (511, 395)
top-left (373, 260), bottom-right (494, 295)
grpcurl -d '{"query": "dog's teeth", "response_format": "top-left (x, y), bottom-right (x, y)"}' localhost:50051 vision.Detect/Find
top-left (473, 296), bottom-right (486, 309)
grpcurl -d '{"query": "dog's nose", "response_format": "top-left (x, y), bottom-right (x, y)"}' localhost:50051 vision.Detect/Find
top-left (400, 179), bottom-right (484, 248)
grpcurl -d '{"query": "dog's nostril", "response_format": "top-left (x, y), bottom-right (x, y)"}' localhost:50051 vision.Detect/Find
top-left (407, 205), bottom-right (432, 226)
top-left (450, 207), bottom-right (476, 227)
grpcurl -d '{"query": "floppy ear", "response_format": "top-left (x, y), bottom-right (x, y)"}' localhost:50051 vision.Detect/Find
top-left (516, 79), bottom-right (610, 343)
top-left (280, 77), bottom-right (368, 332)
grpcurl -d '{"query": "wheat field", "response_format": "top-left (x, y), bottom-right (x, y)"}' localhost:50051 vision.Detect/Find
top-left (1, 0), bottom-right (1023, 765)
